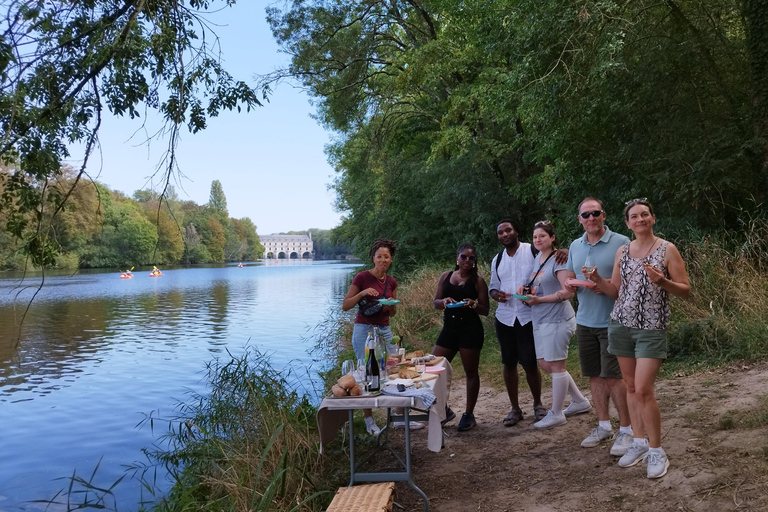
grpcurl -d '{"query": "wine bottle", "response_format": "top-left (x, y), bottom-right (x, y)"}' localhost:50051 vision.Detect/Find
top-left (366, 333), bottom-right (380, 391)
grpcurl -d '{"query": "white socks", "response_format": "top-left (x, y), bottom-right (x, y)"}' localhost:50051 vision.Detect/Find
top-left (550, 372), bottom-right (568, 415)
top-left (565, 371), bottom-right (587, 403)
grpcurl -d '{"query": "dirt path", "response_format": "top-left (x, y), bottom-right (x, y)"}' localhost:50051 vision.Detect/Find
top-left (381, 363), bottom-right (768, 511)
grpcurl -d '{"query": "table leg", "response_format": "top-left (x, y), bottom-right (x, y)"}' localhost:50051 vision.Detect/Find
top-left (348, 409), bottom-right (355, 486)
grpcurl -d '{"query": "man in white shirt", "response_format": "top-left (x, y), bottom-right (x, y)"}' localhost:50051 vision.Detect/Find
top-left (489, 219), bottom-right (544, 426)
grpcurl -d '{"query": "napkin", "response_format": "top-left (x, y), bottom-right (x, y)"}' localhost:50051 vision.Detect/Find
top-left (381, 386), bottom-right (437, 409)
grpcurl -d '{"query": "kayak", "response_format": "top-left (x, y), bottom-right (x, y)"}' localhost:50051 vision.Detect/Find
top-left (150, 272), bottom-right (162, 277)
top-left (120, 276), bottom-right (133, 279)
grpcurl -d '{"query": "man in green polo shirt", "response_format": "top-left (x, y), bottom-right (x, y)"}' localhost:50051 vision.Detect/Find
top-left (564, 197), bottom-right (634, 456)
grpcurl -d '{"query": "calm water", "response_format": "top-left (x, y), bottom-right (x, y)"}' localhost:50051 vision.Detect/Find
top-left (0, 260), bottom-right (361, 511)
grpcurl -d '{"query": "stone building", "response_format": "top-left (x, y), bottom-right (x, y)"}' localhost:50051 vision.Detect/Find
top-left (260, 234), bottom-right (313, 259)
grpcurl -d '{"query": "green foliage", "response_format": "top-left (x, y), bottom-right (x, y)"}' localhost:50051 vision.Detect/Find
top-left (267, 0), bottom-right (768, 265)
top-left (0, 1), bottom-right (263, 263)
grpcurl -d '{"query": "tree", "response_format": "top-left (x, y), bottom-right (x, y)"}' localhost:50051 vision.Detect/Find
top-left (0, 1), bottom-right (263, 267)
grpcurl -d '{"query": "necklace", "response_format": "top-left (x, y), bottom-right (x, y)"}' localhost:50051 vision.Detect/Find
top-left (635, 237), bottom-right (658, 260)
top-left (371, 270), bottom-right (386, 283)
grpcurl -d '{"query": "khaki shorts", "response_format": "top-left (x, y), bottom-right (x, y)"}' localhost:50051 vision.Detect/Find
top-left (533, 316), bottom-right (576, 362)
top-left (576, 325), bottom-right (623, 379)
top-left (607, 319), bottom-right (667, 359)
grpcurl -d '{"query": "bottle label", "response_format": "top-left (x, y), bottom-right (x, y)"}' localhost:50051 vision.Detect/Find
top-left (370, 376), bottom-right (379, 389)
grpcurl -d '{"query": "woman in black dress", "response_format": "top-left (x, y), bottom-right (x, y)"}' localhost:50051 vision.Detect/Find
top-left (432, 243), bottom-right (490, 431)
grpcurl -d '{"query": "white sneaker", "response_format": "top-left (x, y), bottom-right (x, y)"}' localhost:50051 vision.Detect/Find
top-left (618, 442), bottom-right (649, 467)
top-left (393, 421), bottom-right (424, 430)
top-left (581, 426), bottom-right (614, 448)
top-left (610, 432), bottom-right (634, 456)
top-left (534, 410), bottom-right (567, 430)
top-left (563, 399), bottom-right (591, 417)
top-left (365, 416), bottom-right (380, 435)
top-left (644, 450), bottom-right (670, 479)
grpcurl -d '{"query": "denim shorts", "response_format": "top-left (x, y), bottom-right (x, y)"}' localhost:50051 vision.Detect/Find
top-left (607, 319), bottom-right (667, 360)
top-left (351, 323), bottom-right (393, 361)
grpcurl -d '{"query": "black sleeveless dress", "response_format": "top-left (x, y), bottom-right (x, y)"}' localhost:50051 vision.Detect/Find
top-left (435, 271), bottom-right (484, 351)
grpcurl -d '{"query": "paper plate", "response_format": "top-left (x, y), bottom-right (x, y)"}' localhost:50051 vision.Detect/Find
top-left (511, 293), bottom-right (531, 300)
top-left (424, 366), bottom-right (445, 374)
top-left (445, 301), bottom-right (467, 308)
top-left (378, 299), bottom-right (400, 306)
top-left (565, 278), bottom-right (596, 289)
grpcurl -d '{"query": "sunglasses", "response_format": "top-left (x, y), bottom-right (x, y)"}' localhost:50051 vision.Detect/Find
top-left (625, 197), bottom-right (648, 205)
top-left (579, 210), bottom-right (604, 219)
top-left (459, 254), bottom-right (476, 261)
top-left (534, 220), bottom-right (551, 227)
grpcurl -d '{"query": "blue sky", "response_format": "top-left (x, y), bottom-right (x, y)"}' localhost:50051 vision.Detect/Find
top-left (66, 2), bottom-right (343, 236)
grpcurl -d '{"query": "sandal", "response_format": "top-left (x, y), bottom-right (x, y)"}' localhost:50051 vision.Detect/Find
top-left (503, 408), bottom-right (524, 427)
top-left (534, 405), bottom-right (547, 422)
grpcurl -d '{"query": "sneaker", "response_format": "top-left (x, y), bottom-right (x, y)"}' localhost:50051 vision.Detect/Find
top-left (365, 416), bottom-right (380, 436)
top-left (457, 413), bottom-right (477, 431)
top-left (563, 399), bottom-right (591, 417)
top-left (618, 442), bottom-right (650, 467)
top-left (644, 450), bottom-right (670, 479)
top-left (393, 421), bottom-right (424, 430)
top-left (581, 426), bottom-right (615, 448)
top-left (534, 410), bottom-right (567, 430)
top-left (610, 432), bottom-right (634, 456)
top-left (442, 407), bottom-right (457, 425)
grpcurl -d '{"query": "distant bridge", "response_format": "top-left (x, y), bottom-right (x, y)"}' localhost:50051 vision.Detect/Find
top-left (260, 234), bottom-right (313, 259)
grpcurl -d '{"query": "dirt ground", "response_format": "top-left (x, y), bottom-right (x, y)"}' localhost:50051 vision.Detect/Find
top-left (375, 362), bottom-right (768, 511)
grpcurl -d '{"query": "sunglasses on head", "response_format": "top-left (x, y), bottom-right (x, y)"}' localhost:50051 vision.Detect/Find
top-left (624, 197), bottom-right (648, 206)
top-left (459, 254), bottom-right (476, 261)
top-left (580, 210), bottom-right (604, 219)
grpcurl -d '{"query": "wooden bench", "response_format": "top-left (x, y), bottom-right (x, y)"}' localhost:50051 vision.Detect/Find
top-left (326, 482), bottom-right (396, 512)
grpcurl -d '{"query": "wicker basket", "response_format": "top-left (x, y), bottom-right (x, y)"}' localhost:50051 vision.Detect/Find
top-left (326, 482), bottom-right (396, 512)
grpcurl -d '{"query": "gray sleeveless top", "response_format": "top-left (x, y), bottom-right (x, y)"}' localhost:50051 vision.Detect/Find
top-left (610, 241), bottom-right (670, 330)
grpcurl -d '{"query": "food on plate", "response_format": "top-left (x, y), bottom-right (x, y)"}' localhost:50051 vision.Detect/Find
top-left (331, 384), bottom-right (347, 397)
top-left (405, 350), bottom-right (424, 360)
top-left (398, 368), bottom-right (420, 379)
top-left (337, 375), bottom-right (356, 389)
top-left (349, 384), bottom-right (362, 396)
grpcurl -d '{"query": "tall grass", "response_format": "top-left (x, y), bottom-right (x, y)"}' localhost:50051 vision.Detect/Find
top-left (137, 350), bottom-right (335, 512)
top-left (668, 223), bottom-right (768, 367)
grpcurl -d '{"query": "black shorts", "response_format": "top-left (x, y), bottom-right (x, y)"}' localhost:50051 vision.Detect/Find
top-left (494, 318), bottom-right (537, 369)
top-left (435, 314), bottom-right (484, 351)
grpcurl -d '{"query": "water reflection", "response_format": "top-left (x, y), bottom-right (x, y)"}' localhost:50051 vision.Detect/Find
top-left (0, 261), bottom-right (360, 510)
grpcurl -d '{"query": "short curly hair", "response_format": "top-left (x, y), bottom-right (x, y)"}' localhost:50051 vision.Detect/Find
top-left (369, 238), bottom-right (397, 260)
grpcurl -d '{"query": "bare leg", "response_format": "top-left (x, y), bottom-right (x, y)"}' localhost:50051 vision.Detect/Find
top-left (607, 377), bottom-right (631, 427)
top-left (633, 357), bottom-right (664, 447)
top-left (590, 376), bottom-right (611, 421)
top-left (459, 347), bottom-right (481, 414)
top-left (617, 357), bottom-right (644, 439)
top-left (503, 363), bottom-right (520, 410)
top-left (523, 364), bottom-right (543, 407)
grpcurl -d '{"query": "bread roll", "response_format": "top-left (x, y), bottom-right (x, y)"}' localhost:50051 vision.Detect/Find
top-left (331, 384), bottom-right (347, 397)
top-left (405, 350), bottom-right (424, 360)
top-left (398, 368), bottom-right (420, 379)
top-left (337, 375), bottom-right (356, 390)
top-left (349, 385), bottom-right (362, 396)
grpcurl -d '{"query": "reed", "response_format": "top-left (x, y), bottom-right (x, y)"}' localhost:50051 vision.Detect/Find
top-left (136, 350), bottom-right (335, 512)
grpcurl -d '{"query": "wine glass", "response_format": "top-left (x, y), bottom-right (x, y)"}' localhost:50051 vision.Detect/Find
top-left (341, 359), bottom-right (354, 376)
top-left (357, 358), bottom-right (370, 395)
top-left (415, 357), bottom-right (426, 382)
top-left (583, 255), bottom-right (596, 276)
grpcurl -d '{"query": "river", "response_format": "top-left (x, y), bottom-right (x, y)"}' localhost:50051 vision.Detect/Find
top-left (0, 260), bottom-right (361, 511)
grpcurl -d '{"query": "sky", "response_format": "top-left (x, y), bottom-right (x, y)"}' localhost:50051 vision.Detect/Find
top-left (65, 2), bottom-right (343, 236)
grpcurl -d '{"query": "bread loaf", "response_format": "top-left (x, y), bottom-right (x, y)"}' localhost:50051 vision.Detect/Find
top-left (349, 384), bottom-right (362, 396)
top-left (331, 384), bottom-right (347, 397)
top-left (398, 368), bottom-right (420, 379)
top-left (405, 350), bottom-right (424, 360)
top-left (337, 375), bottom-right (356, 390)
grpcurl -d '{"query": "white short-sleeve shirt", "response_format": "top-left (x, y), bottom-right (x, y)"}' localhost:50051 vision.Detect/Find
top-left (490, 242), bottom-right (535, 326)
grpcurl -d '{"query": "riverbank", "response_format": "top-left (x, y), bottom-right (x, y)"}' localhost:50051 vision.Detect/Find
top-left (126, 234), bottom-right (768, 511)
